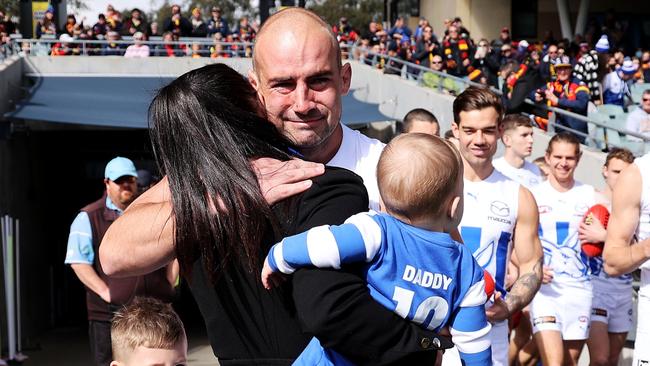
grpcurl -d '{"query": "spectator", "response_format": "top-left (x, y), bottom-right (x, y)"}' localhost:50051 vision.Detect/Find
top-left (105, 4), bottom-right (122, 32)
top-left (35, 6), bottom-right (57, 39)
top-left (533, 56), bottom-right (590, 142)
top-left (163, 4), bottom-right (191, 37)
top-left (209, 32), bottom-right (228, 58)
top-left (625, 89), bottom-right (650, 141)
top-left (401, 108), bottom-right (440, 136)
top-left (123, 32), bottom-right (149, 58)
top-left (412, 25), bottom-right (439, 69)
top-left (573, 35), bottom-right (609, 104)
top-left (451, 17), bottom-right (470, 40)
top-left (206, 6), bottom-right (229, 37)
top-left (0, 10), bottom-right (16, 35)
top-left (471, 38), bottom-right (500, 87)
top-left (361, 21), bottom-right (385, 47)
top-left (63, 14), bottom-right (78, 36)
top-left (413, 17), bottom-right (430, 40)
top-left (333, 16), bottom-right (357, 46)
top-left (79, 27), bottom-right (101, 56)
top-left (498, 42), bottom-right (517, 66)
top-left (382, 41), bottom-right (403, 75)
top-left (189, 7), bottom-right (207, 38)
top-left (64, 157), bottom-right (176, 366)
top-left (122, 8), bottom-right (149, 37)
top-left (388, 16), bottom-right (412, 42)
top-left (154, 31), bottom-right (183, 57)
top-left (93, 14), bottom-right (109, 38)
top-left (149, 22), bottom-right (159, 36)
top-left (493, 27), bottom-right (511, 48)
top-left (441, 25), bottom-right (472, 76)
top-left (602, 58), bottom-right (636, 107)
top-left (422, 54), bottom-right (461, 95)
top-left (641, 51), bottom-right (650, 82)
top-left (51, 33), bottom-right (75, 56)
top-left (540, 44), bottom-right (560, 82)
top-left (102, 31), bottom-right (124, 56)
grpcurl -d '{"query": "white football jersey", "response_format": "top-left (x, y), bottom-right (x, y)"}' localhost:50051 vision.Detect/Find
top-left (532, 180), bottom-right (596, 294)
top-left (493, 157), bottom-right (542, 189)
top-left (459, 169), bottom-right (519, 296)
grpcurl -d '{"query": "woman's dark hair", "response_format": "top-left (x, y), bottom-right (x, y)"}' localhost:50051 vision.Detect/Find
top-left (149, 63), bottom-right (293, 281)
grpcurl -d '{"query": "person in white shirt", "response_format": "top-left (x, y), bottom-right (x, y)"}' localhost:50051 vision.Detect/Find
top-left (124, 32), bottom-right (150, 58)
top-left (625, 89), bottom-right (650, 141)
top-left (493, 114), bottom-right (542, 189)
top-left (451, 86), bottom-right (543, 366)
top-left (578, 148), bottom-right (635, 366)
top-left (530, 132), bottom-right (597, 366)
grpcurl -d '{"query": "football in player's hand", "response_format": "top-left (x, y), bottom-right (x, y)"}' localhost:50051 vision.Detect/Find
top-left (581, 204), bottom-right (610, 257)
top-left (484, 270), bottom-right (495, 298)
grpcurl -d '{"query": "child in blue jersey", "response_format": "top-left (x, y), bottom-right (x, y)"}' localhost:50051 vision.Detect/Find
top-left (262, 133), bottom-right (492, 366)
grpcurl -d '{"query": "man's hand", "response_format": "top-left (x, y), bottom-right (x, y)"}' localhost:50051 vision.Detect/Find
top-left (542, 265), bottom-right (554, 284)
top-left (261, 257), bottom-right (286, 290)
top-left (544, 89), bottom-right (558, 104)
top-left (486, 292), bottom-right (510, 323)
top-left (578, 219), bottom-right (607, 244)
top-left (251, 158), bottom-right (325, 205)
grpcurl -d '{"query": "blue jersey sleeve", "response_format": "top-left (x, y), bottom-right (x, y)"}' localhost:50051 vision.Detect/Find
top-left (64, 212), bottom-right (95, 265)
top-left (266, 212), bottom-right (383, 274)
top-left (449, 254), bottom-right (492, 366)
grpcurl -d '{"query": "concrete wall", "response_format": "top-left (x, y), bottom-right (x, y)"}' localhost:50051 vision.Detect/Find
top-left (421, 0), bottom-right (511, 42)
top-left (0, 56), bottom-right (23, 122)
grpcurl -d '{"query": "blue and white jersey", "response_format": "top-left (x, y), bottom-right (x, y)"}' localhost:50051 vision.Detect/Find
top-left (493, 157), bottom-right (542, 189)
top-left (268, 212), bottom-right (491, 366)
top-left (532, 180), bottom-right (595, 293)
top-left (587, 198), bottom-right (633, 294)
top-left (458, 169), bottom-right (519, 298)
top-left (635, 153), bottom-right (650, 296)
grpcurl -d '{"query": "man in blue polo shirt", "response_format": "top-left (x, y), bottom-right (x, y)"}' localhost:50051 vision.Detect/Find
top-left (65, 157), bottom-right (176, 366)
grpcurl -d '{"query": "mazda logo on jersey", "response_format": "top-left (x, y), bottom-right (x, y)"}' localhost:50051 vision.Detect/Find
top-left (490, 201), bottom-right (510, 217)
top-left (575, 203), bottom-right (589, 216)
top-left (538, 205), bottom-right (552, 214)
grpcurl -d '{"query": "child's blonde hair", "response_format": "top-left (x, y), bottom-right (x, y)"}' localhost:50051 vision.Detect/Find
top-left (377, 133), bottom-right (462, 221)
top-left (111, 297), bottom-right (185, 360)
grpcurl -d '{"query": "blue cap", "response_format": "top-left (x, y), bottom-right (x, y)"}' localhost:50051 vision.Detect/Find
top-left (104, 157), bottom-right (137, 181)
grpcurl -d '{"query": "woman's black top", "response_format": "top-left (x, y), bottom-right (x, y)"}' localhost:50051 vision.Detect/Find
top-left (188, 167), bottom-right (448, 366)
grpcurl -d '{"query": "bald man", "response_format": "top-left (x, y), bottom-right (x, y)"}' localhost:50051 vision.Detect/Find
top-left (101, 8), bottom-right (448, 365)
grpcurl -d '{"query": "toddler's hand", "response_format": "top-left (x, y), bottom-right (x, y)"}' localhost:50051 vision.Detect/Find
top-left (261, 257), bottom-right (285, 290)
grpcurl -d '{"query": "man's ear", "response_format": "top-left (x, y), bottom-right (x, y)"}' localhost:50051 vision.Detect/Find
top-left (502, 132), bottom-right (511, 147)
top-left (451, 122), bottom-right (460, 139)
top-left (448, 195), bottom-right (461, 220)
top-left (248, 69), bottom-right (260, 92)
top-left (110, 361), bottom-right (122, 366)
top-left (340, 63), bottom-right (352, 96)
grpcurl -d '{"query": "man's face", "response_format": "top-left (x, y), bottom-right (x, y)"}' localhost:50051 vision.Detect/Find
top-left (250, 30), bottom-right (351, 150)
top-left (105, 176), bottom-right (137, 208)
top-left (431, 55), bottom-right (443, 71)
top-left (132, 10), bottom-right (140, 19)
top-left (557, 66), bottom-right (571, 81)
top-left (642, 94), bottom-right (650, 113)
top-left (369, 22), bottom-right (377, 32)
top-left (171, 6), bottom-right (180, 15)
top-left (501, 45), bottom-right (512, 58)
top-left (504, 126), bottom-right (534, 158)
top-left (452, 107), bottom-right (500, 168)
top-left (548, 46), bottom-right (558, 60)
top-left (603, 158), bottom-right (630, 191)
top-left (545, 141), bottom-right (580, 183)
top-left (448, 26), bottom-right (458, 40)
top-left (406, 120), bottom-right (440, 136)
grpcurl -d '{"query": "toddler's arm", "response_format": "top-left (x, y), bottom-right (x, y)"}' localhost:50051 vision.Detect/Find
top-left (262, 212), bottom-right (383, 288)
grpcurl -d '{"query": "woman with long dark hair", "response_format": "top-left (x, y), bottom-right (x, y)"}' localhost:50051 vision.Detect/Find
top-left (101, 63), bottom-right (448, 365)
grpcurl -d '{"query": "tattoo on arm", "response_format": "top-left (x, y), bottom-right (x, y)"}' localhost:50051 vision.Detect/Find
top-left (504, 259), bottom-right (542, 315)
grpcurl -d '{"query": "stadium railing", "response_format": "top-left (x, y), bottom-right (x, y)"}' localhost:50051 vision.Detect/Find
top-left (6, 37), bottom-right (650, 153)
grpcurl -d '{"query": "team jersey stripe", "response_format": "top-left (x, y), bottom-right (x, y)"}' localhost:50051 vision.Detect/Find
top-left (460, 279), bottom-right (487, 307)
top-left (330, 223), bottom-right (368, 263)
top-left (450, 323), bottom-right (491, 355)
top-left (270, 243), bottom-right (296, 274)
top-left (281, 230), bottom-right (314, 269)
top-left (451, 305), bottom-right (488, 332)
top-left (344, 212), bottom-right (383, 261)
top-left (461, 226), bottom-right (482, 254)
top-left (306, 226), bottom-right (342, 268)
top-left (458, 347), bottom-right (492, 366)
top-left (495, 232), bottom-right (511, 295)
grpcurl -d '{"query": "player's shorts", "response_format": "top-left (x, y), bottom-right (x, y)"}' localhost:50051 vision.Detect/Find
top-left (591, 289), bottom-right (633, 333)
top-left (530, 288), bottom-right (591, 340)
top-left (490, 320), bottom-right (508, 366)
top-left (633, 292), bottom-right (650, 366)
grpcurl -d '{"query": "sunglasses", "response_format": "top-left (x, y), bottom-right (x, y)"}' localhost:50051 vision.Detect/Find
top-left (643, 98), bottom-right (650, 102)
top-left (432, 61), bottom-right (443, 64)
